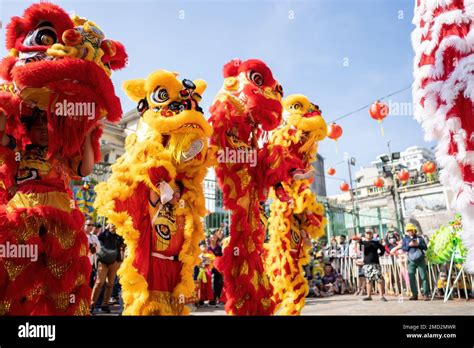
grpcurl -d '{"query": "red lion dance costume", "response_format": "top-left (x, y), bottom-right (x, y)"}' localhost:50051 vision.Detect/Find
top-left (412, 0), bottom-right (474, 272)
top-left (0, 3), bottom-right (127, 315)
top-left (266, 94), bottom-right (327, 315)
top-left (210, 59), bottom-right (302, 315)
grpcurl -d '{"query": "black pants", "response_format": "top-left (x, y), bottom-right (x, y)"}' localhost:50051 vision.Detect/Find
top-left (89, 266), bottom-right (97, 288)
top-left (212, 268), bottom-right (224, 301)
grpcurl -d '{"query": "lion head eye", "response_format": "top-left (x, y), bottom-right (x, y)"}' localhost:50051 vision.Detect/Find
top-left (151, 87), bottom-right (169, 104)
top-left (24, 22), bottom-right (57, 47)
top-left (275, 84), bottom-right (283, 96)
top-left (291, 102), bottom-right (303, 110)
top-left (248, 70), bottom-right (264, 86)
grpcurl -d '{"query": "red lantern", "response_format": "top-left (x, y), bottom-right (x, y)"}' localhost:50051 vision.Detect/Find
top-left (369, 100), bottom-right (389, 136)
top-left (422, 161), bottom-right (436, 174)
top-left (373, 177), bottom-right (384, 188)
top-left (327, 123), bottom-right (343, 140)
top-left (327, 123), bottom-right (343, 153)
top-left (327, 167), bottom-right (336, 176)
top-left (369, 101), bottom-right (389, 121)
top-left (397, 169), bottom-right (410, 184)
top-left (340, 182), bottom-right (350, 192)
top-left (422, 161), bottom-right (437, 183)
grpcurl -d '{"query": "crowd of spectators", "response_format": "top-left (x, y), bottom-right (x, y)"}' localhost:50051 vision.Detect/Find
top-left (305, 225), bottom-right (434, 301)
top-left (195, 228), bottom-right (226, 307)
top-left (84, 215), bottom-right (467, 313)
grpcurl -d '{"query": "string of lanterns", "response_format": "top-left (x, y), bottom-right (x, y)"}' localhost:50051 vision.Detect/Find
top-left (322, 86), bottom-right (439, 193)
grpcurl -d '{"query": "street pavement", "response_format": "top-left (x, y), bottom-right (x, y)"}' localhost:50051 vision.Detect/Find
top-left (94, 294), bottom-right (474, 316)
top-left (191, 294), bottom-right (474, 316)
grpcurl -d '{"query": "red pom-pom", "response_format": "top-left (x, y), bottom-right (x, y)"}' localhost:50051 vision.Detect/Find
top-left (223, 58), bottom-right (241, 77)
top-left (105, 40), bottom-right (128, 70)
top-left (148, 166), bottom-right (171, 185)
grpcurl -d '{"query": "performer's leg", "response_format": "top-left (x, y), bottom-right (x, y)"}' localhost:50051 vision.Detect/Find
top-left (408, 261), bottom-right (419, 298)
top-left (366, 281), bottom-right (373, 299)
top-left (213, 269), bottom-right (224, 302)
top-left (102, 261), bottom-right (120, 307)
top-left (418, 259), bottom-right (430, 296)
top-left (91, 262), bottom-right (108, 306)
top-left (89, 265), bottom-right (96, 288)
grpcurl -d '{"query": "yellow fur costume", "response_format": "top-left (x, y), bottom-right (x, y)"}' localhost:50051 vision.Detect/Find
top-left (266, 94), bottom-right (327, 315)
top-left (94, 70), bottom-right (216, 315)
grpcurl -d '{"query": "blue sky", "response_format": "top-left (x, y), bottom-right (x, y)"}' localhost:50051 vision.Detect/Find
top-left (0, 0), bottom-right (432, 195)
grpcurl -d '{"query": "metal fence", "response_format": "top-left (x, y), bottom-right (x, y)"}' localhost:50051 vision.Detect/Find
top-left (329, 255), bottom-right (473, 299)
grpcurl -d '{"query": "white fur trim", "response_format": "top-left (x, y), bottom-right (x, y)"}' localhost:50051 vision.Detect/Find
top-left (413, 0), bottom-right (474, 272)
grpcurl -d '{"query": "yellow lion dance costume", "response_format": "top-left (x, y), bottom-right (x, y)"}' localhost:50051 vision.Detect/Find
top-left (266, 94), bottom-right (327, 315)
top-left (94, 70), bottom-right (215, 315)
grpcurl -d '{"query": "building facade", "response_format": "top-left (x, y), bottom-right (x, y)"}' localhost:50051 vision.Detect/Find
top-left (328, 146), bottom-right (455, 237)
top-left (371, 146), bottom-right (436, 176)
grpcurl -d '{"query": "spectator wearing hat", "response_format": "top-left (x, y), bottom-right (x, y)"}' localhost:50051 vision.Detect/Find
top-left (352, 229), bottom-right (387, 301)
top-left (384, 232), bottom-right (400, 254)
top-left (402, 223), bottom-right (430, 300)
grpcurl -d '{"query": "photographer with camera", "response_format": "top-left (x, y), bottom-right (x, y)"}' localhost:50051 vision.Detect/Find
top-left (90, 224), bottom-right (124, 313)
top-left (402, 223), bottom-right (430, 301)
top-left (352, 229), bottom-right (387, 302)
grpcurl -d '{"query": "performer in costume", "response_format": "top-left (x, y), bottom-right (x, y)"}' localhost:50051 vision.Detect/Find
top-left (412, 0), bottom-right (474, 273)
top-left (209, 58), bottom-right (304, 315)
top-left (197, 241), bottom-right (215, 304)
top-left (94, 70), bottom-right (216, 315)
top-left (266, 94), bottom-right (327, 315)
top-left (0, 3), bottom-right (127, 315)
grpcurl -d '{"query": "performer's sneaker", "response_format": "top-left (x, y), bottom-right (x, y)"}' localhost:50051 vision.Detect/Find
top-left (100, 306), bottom-right (111, 313)
top-left (409, 295), bottom-right (418, 301)
top-left (180, 139), bottom-right (204, 162)
top-left (293, 168), bottom-right (315, 180)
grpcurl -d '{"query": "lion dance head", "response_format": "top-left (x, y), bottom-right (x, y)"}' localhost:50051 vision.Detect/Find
top-left (123, 70), bottom-right (213, 171)
top-left (282, 94), bottom-right (327, 154)
top-left (210, 58), bottom-right (283, 146)
top-left (0, 2), bottom-right (127, 159)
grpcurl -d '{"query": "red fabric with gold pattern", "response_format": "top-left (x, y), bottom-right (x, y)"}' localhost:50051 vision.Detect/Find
top-left (209, 58), bottom-right (296, 315)
top-left (0, 3), bottom-right (127, 315)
